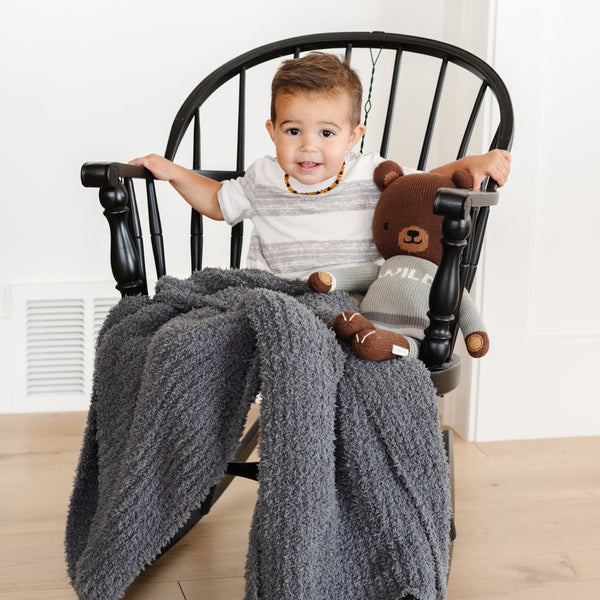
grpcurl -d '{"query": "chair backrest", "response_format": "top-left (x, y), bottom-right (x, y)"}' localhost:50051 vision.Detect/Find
top-left (133, 32), bottom-right (512, 287)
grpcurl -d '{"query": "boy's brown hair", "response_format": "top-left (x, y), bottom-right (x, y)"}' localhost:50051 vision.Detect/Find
top-left (270, 52), bottom-right (363, 126)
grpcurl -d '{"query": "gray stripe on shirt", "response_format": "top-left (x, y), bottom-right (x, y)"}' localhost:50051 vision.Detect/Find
top-left (258, 239), bottom-right (381, 274)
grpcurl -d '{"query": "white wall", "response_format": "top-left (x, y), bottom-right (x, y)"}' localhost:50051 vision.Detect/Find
top-left (3, 1), bottom-right (597, 441)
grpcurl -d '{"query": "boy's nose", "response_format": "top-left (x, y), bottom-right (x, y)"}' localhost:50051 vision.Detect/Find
top-left (300, 135), bottom-right (318, 151)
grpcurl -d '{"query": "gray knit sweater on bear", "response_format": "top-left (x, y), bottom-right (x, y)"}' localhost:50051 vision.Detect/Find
top-left (360, 254), bottom-right (485, 347)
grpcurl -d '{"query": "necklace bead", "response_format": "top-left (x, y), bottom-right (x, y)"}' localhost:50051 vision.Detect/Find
top-left (284, 162), bottom-right (345, 195)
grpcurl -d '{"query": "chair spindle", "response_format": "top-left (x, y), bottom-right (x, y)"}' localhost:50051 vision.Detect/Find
top-left (124, 177), bottom-right (148, 294)
top-left (191, 110), bottom-right (203, 272)
top-left (191, 210), bottom-right (203, 273)
top-left (344, 43), bottom-right (352, 63)
top-left (146, 179), bottom-right (166, 279)
top-left (463, 205), bottom-right (490, 292)
top-left (418, 56), bottom-right (449, 171)
top-left (237, 68), bottom-right (246, 171)
top-left (457, 81), bottom-right (488, 159)
top-left (228, 68), bottom-right (248, 269)
top-left (380, 47), bottom-right (403, 158)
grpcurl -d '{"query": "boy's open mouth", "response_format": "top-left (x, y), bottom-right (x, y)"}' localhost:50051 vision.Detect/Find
top-left (298, 161), bottom-right (321, 170)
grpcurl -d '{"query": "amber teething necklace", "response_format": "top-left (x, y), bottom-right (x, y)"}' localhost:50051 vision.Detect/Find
top-left (284, 162), bottom-right (345, 195)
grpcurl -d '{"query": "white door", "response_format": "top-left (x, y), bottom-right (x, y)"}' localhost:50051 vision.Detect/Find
top-left (469, 1), bottom-right (600, 440)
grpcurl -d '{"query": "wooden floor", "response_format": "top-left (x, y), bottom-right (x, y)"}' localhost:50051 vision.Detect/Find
top-left (1, 411), bottom-right (599, 600)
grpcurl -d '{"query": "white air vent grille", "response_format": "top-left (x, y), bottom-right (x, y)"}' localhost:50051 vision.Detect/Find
top-left (26, 299), bottom-right (87, 395)
top-left (6, 282), bottom-right (118, 413)
top-left (17, 287), bottom-right (116, 395)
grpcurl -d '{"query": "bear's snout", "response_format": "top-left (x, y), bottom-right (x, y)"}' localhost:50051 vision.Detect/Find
top-left (398, 226), bottom-right (429, 253)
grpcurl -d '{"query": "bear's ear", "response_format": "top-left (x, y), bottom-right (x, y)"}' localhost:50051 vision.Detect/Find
top-left (374, 160), bottom-right (404, 191)
top-left (452, 169), bottom-right (474, 190)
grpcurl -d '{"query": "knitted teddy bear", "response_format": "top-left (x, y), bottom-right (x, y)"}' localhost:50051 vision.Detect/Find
top-left (308, 160), bottom-right (489, 361)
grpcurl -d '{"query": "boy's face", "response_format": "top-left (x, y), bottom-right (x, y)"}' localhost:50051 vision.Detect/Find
top-left (266, 91), bottom-right (366, 186)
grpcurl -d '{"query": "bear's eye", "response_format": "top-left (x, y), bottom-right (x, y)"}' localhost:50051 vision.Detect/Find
top-left (383, 222), bottom-right (389, 230)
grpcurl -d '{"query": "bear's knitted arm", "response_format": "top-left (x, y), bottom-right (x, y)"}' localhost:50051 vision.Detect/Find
top-left (457, 291), bottom-right (486, 337)
top-left (457, 291), bottom-right (489, 357)
top-left (308, 262), bottom-right (381, 294)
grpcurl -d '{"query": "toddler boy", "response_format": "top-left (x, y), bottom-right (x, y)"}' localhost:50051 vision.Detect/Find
top-left (130, 52), bottom-right (510, 290)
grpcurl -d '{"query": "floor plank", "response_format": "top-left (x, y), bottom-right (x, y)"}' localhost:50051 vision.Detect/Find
top-left (179, 577), bottom-right (246, 600)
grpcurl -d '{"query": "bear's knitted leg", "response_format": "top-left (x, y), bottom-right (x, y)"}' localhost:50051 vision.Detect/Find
top-left (352, 329), bottom-right (416, 361)
top-left (333, 310), bottom-right (375, 341)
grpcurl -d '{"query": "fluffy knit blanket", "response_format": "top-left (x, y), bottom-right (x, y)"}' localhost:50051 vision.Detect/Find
top-left (65, 268), bottom-right (450, 600)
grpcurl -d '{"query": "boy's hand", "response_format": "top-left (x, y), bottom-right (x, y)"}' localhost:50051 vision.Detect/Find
top-left (464, 149), bottom-right (512, 190)
top-left (129, 154), bottom-right (224, 220)
top-left (129, 154), bottom-right (177, 181)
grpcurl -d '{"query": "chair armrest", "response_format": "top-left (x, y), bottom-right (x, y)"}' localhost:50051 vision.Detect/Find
top-left (82, 162), bottom-right (152, 297)
top-left (81, 162), bottom-right (153, 188)
top-left (419, 187), bottom-right (498, 371)
top-left (434, 186), bottom-right (499, 217)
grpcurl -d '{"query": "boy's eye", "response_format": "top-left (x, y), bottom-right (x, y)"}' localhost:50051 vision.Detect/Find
top-left (286, 128), bottom-right (300, 136)
top-left (321, 130), bottom-right (335, 138)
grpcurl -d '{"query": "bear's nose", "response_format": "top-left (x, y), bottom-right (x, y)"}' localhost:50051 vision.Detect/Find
top-left (407, 229), bottom-right (420, 240)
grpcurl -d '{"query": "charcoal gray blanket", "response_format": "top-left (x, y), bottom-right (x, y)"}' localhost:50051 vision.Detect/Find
top-left (65, 268), bottom-right (450, 600)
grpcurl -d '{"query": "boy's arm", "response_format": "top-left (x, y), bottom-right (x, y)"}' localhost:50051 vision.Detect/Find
top-left (430, 149), bottom-right (511, 190)
top-left (129, 154), bottom-right (224, 220)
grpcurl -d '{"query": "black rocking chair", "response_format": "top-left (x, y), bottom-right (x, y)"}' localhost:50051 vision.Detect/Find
top-left (80, 31), bottom-right (513, 565)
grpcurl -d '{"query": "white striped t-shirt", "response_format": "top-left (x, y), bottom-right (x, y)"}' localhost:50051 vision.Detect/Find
top-left (218, 151), bottom-right (416, 281)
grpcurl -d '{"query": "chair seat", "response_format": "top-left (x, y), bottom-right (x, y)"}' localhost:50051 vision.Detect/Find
top-left (429, 354), bottom-right (462, 396)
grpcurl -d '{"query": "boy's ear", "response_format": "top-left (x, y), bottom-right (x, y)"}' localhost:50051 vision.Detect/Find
top-left (265, 119), bottom-right (276, 142)
top-left (346, 123), bottom-right (366, 150)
